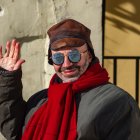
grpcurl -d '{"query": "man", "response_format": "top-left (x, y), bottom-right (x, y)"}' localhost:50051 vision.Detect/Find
top-left (0, 19), bottom-right (140, 140)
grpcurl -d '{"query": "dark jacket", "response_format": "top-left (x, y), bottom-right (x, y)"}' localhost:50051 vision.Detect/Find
top-left (0, 68), bottom-right (140, 140)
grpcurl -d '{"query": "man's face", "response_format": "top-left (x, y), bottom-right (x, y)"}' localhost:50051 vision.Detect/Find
top-left (51, 44), bottom-right (92, 83)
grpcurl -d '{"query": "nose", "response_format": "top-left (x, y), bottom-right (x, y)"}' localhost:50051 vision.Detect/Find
top-left (62, 55), bottom-right (73, 67)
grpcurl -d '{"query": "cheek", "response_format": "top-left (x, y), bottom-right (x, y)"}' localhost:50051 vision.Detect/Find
top-left (76, 59), bottom-right (87, 70)
top-left (77, 55), bottom-right (91, 70)
top-left (79, 55), bottom-right (89, 65)
top-left (53, 64), bottom-right (61, 72)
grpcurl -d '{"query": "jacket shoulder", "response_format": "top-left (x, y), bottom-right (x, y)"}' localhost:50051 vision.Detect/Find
top-left (27, 89), bottom-right (48, 109)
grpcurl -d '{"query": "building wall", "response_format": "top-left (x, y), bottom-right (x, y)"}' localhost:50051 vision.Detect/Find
top-left (0, 0), bottom-right (103, 139)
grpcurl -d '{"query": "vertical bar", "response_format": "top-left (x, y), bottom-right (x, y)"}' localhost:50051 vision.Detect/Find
top-left (113, 58), bottom-right (117, 85)
top-left (136, 59), bottom-right (139, 104)
top-left (102, 0), bottom-right (106, 65)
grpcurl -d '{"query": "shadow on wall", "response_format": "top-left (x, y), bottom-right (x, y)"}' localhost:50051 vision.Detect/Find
top-left (105, 0), bottom-right (140, 34)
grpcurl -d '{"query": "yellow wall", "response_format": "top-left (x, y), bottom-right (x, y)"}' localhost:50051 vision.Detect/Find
top-left (104, 0), bottom-right (140, 106)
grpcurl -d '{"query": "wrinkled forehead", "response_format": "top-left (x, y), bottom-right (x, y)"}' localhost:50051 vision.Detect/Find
top-left (51, 43), bottom-right (88, 54)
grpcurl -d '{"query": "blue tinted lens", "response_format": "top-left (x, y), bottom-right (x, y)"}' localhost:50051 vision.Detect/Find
top-left (52, 53), bottom-right (64, 65)
top-left (68, 49), bottom-right (80, 63)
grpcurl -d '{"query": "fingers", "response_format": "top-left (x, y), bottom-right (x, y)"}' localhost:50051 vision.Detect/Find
top-left (13, 59), bottom-right (25, 71)
top-left (4, 41), bottom-right (11, 57)
top-left (0, 46), bottom-right (3, 59)
top-left (13, 42), bottom-right (20, 61)
top-left (9, 39), bottom-right (16, 58)
top-left (1, 39), bottom-right (25, 71)
top-left (4, 39), bottom-right (21, 60)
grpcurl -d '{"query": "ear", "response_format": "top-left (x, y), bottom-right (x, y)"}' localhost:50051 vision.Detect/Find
top-left (88, 51), bottom-right (92, 63)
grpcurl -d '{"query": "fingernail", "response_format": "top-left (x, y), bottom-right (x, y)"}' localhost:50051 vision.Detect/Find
top-left (16, 42), bottom-right (20, 46)
top-left (12, 39), bottom-right (16, 44)
top-left (6, 41), bottom-right (10, 45)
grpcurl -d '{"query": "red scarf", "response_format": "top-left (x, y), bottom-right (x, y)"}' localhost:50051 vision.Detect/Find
top-left (22, 62), bottom-right (109, 140)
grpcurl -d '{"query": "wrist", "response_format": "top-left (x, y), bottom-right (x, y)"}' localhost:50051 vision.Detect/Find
top-left (0, 67), bottom-right (21, 75)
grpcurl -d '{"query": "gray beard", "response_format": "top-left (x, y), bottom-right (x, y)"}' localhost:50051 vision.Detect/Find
top-left (61, 60), bottom-right (90, 83)
top-left (62, 76), bottom-right (80, 83)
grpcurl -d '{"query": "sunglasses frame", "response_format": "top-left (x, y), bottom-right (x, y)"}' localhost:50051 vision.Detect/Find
top-left (51, 49), bottom-right (88, 65)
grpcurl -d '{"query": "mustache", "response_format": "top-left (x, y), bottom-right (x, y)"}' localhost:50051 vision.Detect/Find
top-left (60, 65), bottom-right (80, 72)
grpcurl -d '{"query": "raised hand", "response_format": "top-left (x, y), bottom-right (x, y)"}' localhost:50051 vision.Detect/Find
top-left (0, 39), bottom-right (25, 71)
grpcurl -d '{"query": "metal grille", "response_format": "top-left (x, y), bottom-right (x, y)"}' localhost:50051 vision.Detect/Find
top-left (103, 56), bottom-right (140, 104)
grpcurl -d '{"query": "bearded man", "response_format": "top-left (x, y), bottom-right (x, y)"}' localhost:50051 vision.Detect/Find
top-left (0, 19), bottom-right (140, 140)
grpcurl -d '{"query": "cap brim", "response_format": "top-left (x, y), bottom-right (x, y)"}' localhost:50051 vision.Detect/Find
top-left (50, 38), bottom-right (86, 50)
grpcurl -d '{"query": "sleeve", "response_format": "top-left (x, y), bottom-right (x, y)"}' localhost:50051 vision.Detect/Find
top-left (0, 68), bottom-right (26, 140)
top-left (95, 93), bottom-right (140, 140)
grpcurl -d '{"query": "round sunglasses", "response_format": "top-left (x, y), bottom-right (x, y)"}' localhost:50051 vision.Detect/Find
top-left (51, 49), bottom-right (88, 65)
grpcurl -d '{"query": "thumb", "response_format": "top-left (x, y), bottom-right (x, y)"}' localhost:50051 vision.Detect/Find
top-left (13, 59), bottom-right (25, 71)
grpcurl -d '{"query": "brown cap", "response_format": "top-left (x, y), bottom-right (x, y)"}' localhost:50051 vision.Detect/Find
top-left (47, 19), bottom-right (95, 65)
